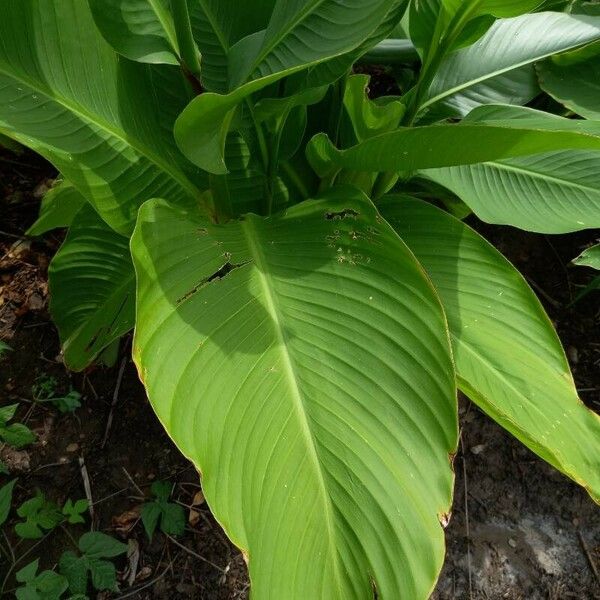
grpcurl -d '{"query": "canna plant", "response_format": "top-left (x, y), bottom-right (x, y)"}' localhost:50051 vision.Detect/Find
top-left (2, 0), bottom-right (600, 597)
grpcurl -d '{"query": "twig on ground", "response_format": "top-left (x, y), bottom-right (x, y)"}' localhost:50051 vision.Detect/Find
top-left (79, 455), bottom-right (95, 526)
top-left (91, 487), bottom-right (129, 507)
top-left (0, 229), bottom-right (28, 240)
top-left (115, 550), bottom-right (178, 599)
top-left (461, 434), bottom-right (473, 600)
top-left (82, 374), bottom-right (99, 400)
top-left (121, 466), bottom-right (146, 497)
top-left (525, 276), bottom-right (561, 309)
top-left (577, 529), bottom-right (600, 584)
top-left (102, 355), bottom-right (128, 448)
top-left (165, 534), bottom-right (228, 574)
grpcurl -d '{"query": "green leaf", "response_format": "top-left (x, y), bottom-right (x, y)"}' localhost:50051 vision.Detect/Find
top-left (132, 188), bottom-right (457, 599)
top-left (15, 492), bottom-right (63, 539)
top-left (32, 571), bottom-right (68, 599)
top-left (0, 423), bottom-right (36, 449)
top-left (342, 75), bottom-right (405, 143)
top-left (88, 559), bottom-right (117, 592)
top-left (150, 481), bottom-right (171, 503)
top-left (189, 0), bottom-right (276, 93)
top-left (62, 499), bottom-right (89, 525)
top-left (574, 244), bottom-right (600, 270)
top-left (175, 0), bottom-right (409, 174)
top-left (49, 205), bottom-right (135, 371)
top-left (302, 1), bottom-right (410, 89)
top-left (141, 481), bottom-right (186, 538)
top-left (0, 0), bottom-right (205, 234)
top-left (0, 479), bottom-right (16, 527)
top-left (26, 181), bottom-right (86, 237)
top-left (79, 532), bottom-right (128, 559)
top-left (229, 0), bottom-right (409, 87)
top-left (15, 587), bottom-right (39, 600)
top-left (59, 552), bottom-right (88, 596)
top-left (16, 560), bottom-right (40, 583)
top-left (538, 57), bottom-right (600, 120)
top-left (307, 111), bottom-right (600, 177)
top-left (0, 403), bottom-right (18, 424)
top-left (52, 391), bottom-right (82, 414)
top-left (419, 105), bottom-right (600, 233)
top-left (159, 502), bottom-right (186, 537)
top-left (88, 0), bottom-right (179, 65)
top-left (140, 501), bottom-right (161, 541)
top-left (422, 12), bottom-right (600, 117)
top-left (381, 195), bottom-right (600, 503)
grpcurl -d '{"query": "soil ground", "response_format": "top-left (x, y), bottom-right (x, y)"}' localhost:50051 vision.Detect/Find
top-left (1, 148), bottom-right (599, 599)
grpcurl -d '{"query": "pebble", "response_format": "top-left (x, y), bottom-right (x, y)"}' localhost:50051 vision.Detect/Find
top-left (66, 443), bottom-right (79, 453)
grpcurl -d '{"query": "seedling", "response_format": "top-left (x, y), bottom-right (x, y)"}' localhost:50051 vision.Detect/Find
top-left (61, 499), bottom-right (89, 525)
top-left (15, 559), bottom-right (67, 600)
top-left (32, 376), bottom-right (82, 414)
top-left (14, 491), bottom-right (62, 540)
top-left (140, 481), bottom-right (186, 540)
top-left (0, 404), bottom-right (35, 449)
top-left (59, 532), bottom-right (127, 595)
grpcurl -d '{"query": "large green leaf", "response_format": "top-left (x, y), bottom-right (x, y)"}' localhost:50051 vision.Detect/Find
top-left (88, 0), bottom-right (179, 65)
top-left (229, 0), bottom-right (408, 87)
top-left (0, 0), bottom-right (204, 234)
top-left (381, 196), bottom-right (600, 503)
top-left (175, 0), bottom-right (408, 174)
top-left (26, 180), bottom-right (86, 236)
top-left (49, 205), bottom-right (135, 371)
top-left (307, 112), bottom-right (600, 177)
top-left (538, 57), bottom-right (600, 120)
top-left (132, 188), bottom-right (457, 599)
top-left (421, 12), bottom-right (600, 117)
top-left (409, 0), bottom-right (540, 58)
top-left (420, 105), bottom-right (600, 233)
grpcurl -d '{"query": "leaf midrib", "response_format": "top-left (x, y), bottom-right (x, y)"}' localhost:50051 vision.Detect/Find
top-left (241, 216), bottom-right (345, 597)
top-left (248, 0), bottom-right (327, 78)
top-left (0, 62), bottom-right (200, 200)
top-left (444, 158), bottom-right (600, 197)
top-left (423, 27), bottom-right (596, 109)
top-left (147, 0), bottom-right (179, 53)
top-left (197, 0), bottom-right (229, 52)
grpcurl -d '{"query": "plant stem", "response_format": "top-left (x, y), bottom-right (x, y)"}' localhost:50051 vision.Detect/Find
top-left (245, 100), bottom-right (273, 216)
top-left (402, 1), bottom-right (484, 125)
top-left (171, 0), bottom-right (202, 81)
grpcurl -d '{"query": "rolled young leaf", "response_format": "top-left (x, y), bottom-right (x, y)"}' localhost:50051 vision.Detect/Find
top-left (381, 195), bottom-right (600, 503)
top-left (132, 187), bottom-right (458, 599)
top-left (88, 0), bottom-right (180, 65)
top-left (0, 0), bottom-right (205, 234)
top-left (49, 205), bottom-right (135, 371)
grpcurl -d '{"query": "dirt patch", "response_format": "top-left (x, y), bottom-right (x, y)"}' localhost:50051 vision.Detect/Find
top-left (1, 150), bottom-right (599, 599)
